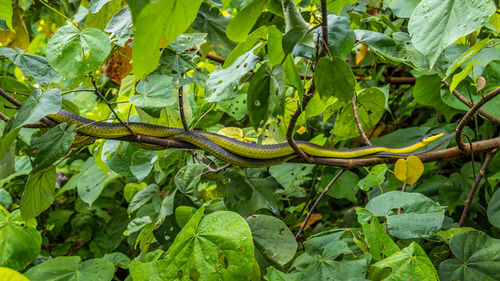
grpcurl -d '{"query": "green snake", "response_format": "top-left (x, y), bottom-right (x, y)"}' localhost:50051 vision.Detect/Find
top-left (47, 110), bottom-right (446, 167)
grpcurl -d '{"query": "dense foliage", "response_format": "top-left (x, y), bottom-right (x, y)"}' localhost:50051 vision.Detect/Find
top-left (1, 0), bottom-right (500, 280)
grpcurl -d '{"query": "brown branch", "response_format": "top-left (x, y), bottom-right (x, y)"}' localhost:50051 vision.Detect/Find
top-left (0, 111), bottom-right (8, 122)
top-left (319, 0), bottom-right (329, 57)
top-left (459, 149), bottom-right (498, 227)
top-left (0, 88), bottom-right (21, 107)
top-left (286, 85), bottom-right (316, 163)
top-left (91, 76), bottom-right (136, 137)
top-left (296, 168), bottom-right (346, 239)
top-left (442, 80), bottom-right (500, 126)
top-left (178, 86), bottom-right (188, 131)
top-left (455, 87), bottom-right (500, 151)
top-left (198, 51), bottom-right (226, 64)
top-left (352, 95), bottom-right (372, 146)
top-left (387, 77), bottom-right (416, 84)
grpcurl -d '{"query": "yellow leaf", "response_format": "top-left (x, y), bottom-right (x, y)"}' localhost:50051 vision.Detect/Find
top-left (394, 155), bottom-right (424, 185)
top-left (218, 127), bottom-right (244, 141)
top-left (0, 267), bottom-right (30, 281)
top-left (296, 126), bottom-right (307, 135)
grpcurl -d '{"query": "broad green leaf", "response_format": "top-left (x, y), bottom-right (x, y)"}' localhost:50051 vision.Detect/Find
top-left (170, 33), bottom-right (207, 53)
top-left (130, 150), bottom-right (157, 181)
top-left (216, 88), bottom-right (248, 121)
top-left (0, 267), bottom-right (29, 281)
top-left (314, 0), bottom-right (357, 15)
top-left (413, 75), bottom-right (458, 122)
top-left (357, 164), bottom-right (388, 191)
top-left (264, 267), bottom-right (294, 281)
top-left (206, 46), bottom-right (259, 102)
top-left (269, 163), bottom-right (313, 197)
top-left (124, 216), bottom-right (152, 236)
top-left (281, 0), bottom-right (313, 48)
top-left (0, 209), bottom-right (41, 271)
top-left (332, 87), bottom-right (385, 139)
top-left (0, 126), bottom-right (20, 160)
top-left (323, 169), bottom-right (359, 203)
top-left (0, 0), bottom-right (13, 30)
top-left (268, 25), bottom-right (285, 67)
top-left (246, 215), bottom-right (297, 266)
top-left (439, 231), bottom-right (500, 281)
top-left (408, 0), bottom-right (496, 67)
top-left (0, 47), bottom-right (61, 84)
top-left (394, 155), bottom-right (424, 185)
top-left (88, 0), bottom-right (113, 13)
top-left (370, 242), bottom-right (439, 281)
top-left (47, 25), bottom-right (111, 79)
top-left (174, 164), bottom-right (205, 201)
top-left (487, 188), bottom-right (500, 228)
top-left (25, 256), bottom-right (115, 281)
top-left (450, 61), bottom-right (477, 93)
top-left (439, 162), bottom-right (482, 214)
top-left (175, 206), bottom-right (197, 228)
top-left (357, 208), bottom-right (399, 261)
top-left (314, 57), bottom-right (356, 101)
top-left (388, 0), bottom-right (420, 18)
top-left (481, 60), bottom-right (500, 93)
top-left (282, 26), bottom-right (305, 55)
top-left (226, 0), bottom-right (269, 42)
top-left (225, 169), bottom-right (283, 216)
top-left (321, 14), bottom-right (355, 59)
top-left (45, 209), bottom-right (74, 237)
top-left (282, 56), bottom-right (303, 98)
top-left (30, 123), bottom-right (76, 174)
top-left (290, 239), bottom-right (368, 281)
top-left (248, 63), bottom-right (285, 129)
top-left (77, 164), bottom-right (107, 206)
top-left (366, 191), bottom-right (445, 239)
top-left (225, 26), bottom-right (267, 68)
top-left (130, 75), bottom-right (177, 113)
top-left (129, 207), bottom-right (255, 281)
top-left (354, 30), bottom-right (401, 61)
top-left (0, 189), bottom-right (12, 209)
top-left (191, 3), bottom-right (236, 58)
top-left (128, 184), bottom-right (159, 214)
top-left (20, 168), bottom-right (56, 220)
top-left (105, 6), bottom-right (133, 46)
top-left (130, 0), bottom-right (202, 79)
top-left (12, 88), bottom-right (61, 129)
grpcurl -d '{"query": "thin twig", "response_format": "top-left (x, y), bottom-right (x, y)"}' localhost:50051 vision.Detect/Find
top-left (459, 149), bottom-right (498, 227)
top-left (178, 86), bottom-right (189, 131)
top-left (91, 76), bottom-right (136, 136)
top-left (296, 168), bottom-right (346, 239)
top-left (62, 89), bottom-right (95, 95)
top-left (352, 95), bottom-right (372, 146)
top-left (191, 103), bottom-right (215, 130)
top-left (442, 80), bottom-right (500, 125)
top-left (0, 111), bottom-right (9, 122)
top-left (54, 148), bottom-right (75, 167)
top-left (319, 0), bottom-right (329, 57)
top-left (455, 87), bottom-right (500, 151)
top-left (0, 88), bottom-right (21, 106)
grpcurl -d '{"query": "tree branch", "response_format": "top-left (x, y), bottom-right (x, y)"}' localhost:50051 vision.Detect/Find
top-left (442, 80), bottom-right (500, 126)
top-left (352, 95), bottom-right (372, 146)
top-left (455, 87), bottom-right (500, 151)
top-left (178, 86), bottom-right (189, 131)
top-left (319, 0), bottom-right (329, 57)
top-left (296, 168), bottom-right (346, 239)
top-left (459, 149), bottom-right (498, 227)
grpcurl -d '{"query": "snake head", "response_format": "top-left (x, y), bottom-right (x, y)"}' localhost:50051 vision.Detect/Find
top-left (422, 132), bottom-right (445, 144)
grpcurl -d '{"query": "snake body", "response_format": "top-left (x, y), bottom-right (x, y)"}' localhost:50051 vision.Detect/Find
top-left (47, 110), bottom-right (445, 167)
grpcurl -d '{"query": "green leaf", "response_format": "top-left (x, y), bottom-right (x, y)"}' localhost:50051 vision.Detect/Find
top-left (0, 127), bottom-right (20, 160)
top-left (130, 150), bottom-right (157, 181)
top-left (105, 6), bottom-right (133, 47)
top-left (388, 0), bottom-right (420, 18)
top-left (12, 88), bottom-right (61, 129)
top-left (487, 188), bottom-right (500, 228)
top-left (314, 57), bottom-right (356, 101)
top-left (0, 47), bottom-right (61, 84)
top-left (225, 26), bottom-right (267, 68)
top-left (128, 184), bottom-right (159, 214)
top-left (357, 164), bottom-right (387, 191)
top-left (130, 0), bottom-right (202, 79)
top-left (170, 33), bottom-right (207, 53)
top-left (268, 25), bottom-right (285, 67)
top-left (226, 0), bottom-right (269, 42)
top-left (77, 164), bottom-right (107, 206)
top-left (0, 0), bottom-right (13, 31)
top-left (0, 209), bottom-right (41, 271)
top-left (0, 189), bottom-right (12, 209)
top-left (439, 231), bottom-right (500, 281)
top-left (450, 61), bottom-right (476, 93)
top-left (481, 60), bottom-right (500, 93)
top-left (354, 30), bottom-right (401, 61)
top-left (445, 38), bottom-right (490, 78)
top-left (225, 169), bottom-right (283, 216)
top-left (246, 215), bottom-right (297, 266)
top-left (332, 87), bottom-right (385, 139)
top-left (323, 169), bottom-right (359, 203)
top-left (129, 207), bottom-right (255, 281)
top-left (408, 0), bottom-right (496, 67)
top-left (413, 75), bottom-right (458, 122)
top-left (366, 191), bottom-right (445, 239)
top-left (174, 206), bottom-right (197, 228)
top-left (206, 46), bottom-right (259, 102)
top-left (321, 14), bottom-right (355, 59)
top-left (281, 0), bottom-right (313, 48)
top-left (46, 25), bottom-right (111, 79)
top-left (45, 209), bottom-right (74, 237)
top-left (30, 123), bottom-right (76, 174)
top-left (20, 168), bottom-right (56, 220)
top-left (264, 267), bottom-right (295, 281)
top-left (357, 208), bottom-right (399, 261)
top-left (282, 26), bottom-right (305, 55)
top-left (370, 242), bottom-right (439, 281)
top-left (25, 256), bottom-right (115, 281)
top-left (314, 0), bottom-right (357, 15)
top-left (248, 63), bottom-right (285, 129)
top-left (282, 55), bottom-right (303, 98)
top-left (174, 164), bottom-right (205, 201)
top-left (269, 163), bottom-right (313, 197)
top-left (89, 0), bottom-right (113, 13)
top-left (130, 75), bottom-right (177, 113)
